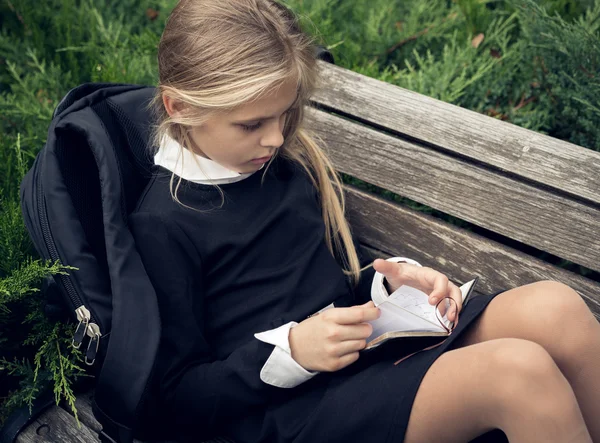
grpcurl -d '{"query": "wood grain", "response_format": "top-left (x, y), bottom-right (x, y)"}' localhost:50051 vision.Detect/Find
top-left (61, 390), bottom-right (101, 434)
top-left (15, 58), bottom-right (598, 443)
top-left (313, 61), bottom-right (600, 206)
top-left (15, 405), bottom-right (99, 443)
top-left (306, 109), bottom-right (600, 273)
top-left (345, 185), bottom-right (600, 320)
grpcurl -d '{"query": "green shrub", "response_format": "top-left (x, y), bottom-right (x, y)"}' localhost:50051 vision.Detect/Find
top-left (1, 0), bottom-right (598, 428)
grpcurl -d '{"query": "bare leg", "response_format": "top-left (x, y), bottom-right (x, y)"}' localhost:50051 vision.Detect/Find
top-left (454, 280), bottom-right (600, 441)
top-left (403, 337), bottom-right (591, 443)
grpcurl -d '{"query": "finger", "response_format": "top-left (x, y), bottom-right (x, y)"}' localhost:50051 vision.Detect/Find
top-left (323, 323), bottom-right (373, 342)
top-left (446, 298), bottom-right (458, 323)
top-left (435, 298), bottom-right (449, 323)
top-left (372, 258), bottom-right (398, 277)
top-left (373, 259), bottom-right (404, 286)
top-left (325, 306), bottom-right (380, 325)
top-left (448, 282), bottom-right (463, 321)
top-left (354, 301), bottom-right (375, 308)
top-left (335, 339), bottom-right (368, 356)
top-left (446, 283), bottom-right (456, 321)
top-left (437, 296), bottom-right (448, 317)
top-left (329, 352), bottom-right (360, 372)
top-left (437, 284), bottom-right (461, 322)
top-left (428, 270), bottom-right (449, 305)
top-left (338, 323), bottom-right (373, 341)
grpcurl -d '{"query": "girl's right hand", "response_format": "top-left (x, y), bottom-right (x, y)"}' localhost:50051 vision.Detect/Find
top-left (288, 301), bottom-right (380, 372)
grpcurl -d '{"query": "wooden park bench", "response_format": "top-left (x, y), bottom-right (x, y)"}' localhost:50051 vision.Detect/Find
top-left (14, 60), bottom-right (600, 443)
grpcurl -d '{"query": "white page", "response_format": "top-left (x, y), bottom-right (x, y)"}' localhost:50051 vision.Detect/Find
top-left (387, 285), bottom-right (445, 327)
top-left (367, 278), bottom-right (478, 342)
top-left (366, 298), bottom-right (443, 343)
top-left (367, 278), bottom-right (479, 341)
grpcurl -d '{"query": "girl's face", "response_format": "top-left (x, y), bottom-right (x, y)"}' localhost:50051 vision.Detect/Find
top-left (165, 78), bottom-right (299, 174)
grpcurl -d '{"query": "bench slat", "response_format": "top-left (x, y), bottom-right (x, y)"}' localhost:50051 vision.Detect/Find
top-left (345, 185), bottom-right (600, 321)
top-left (307, 109), bottom-right (600, 273)
top-left (15, 405), bottom-right (99, 443)
top-left (63, 391), bottom-right (101, 434)
top-left (313, 61), bottom-right (600, 207)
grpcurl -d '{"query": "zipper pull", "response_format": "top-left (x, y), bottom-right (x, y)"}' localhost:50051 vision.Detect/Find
top-left (72, 306), bottom-right (91, 349)
top-left (85, 323), bottom-right (101, 366)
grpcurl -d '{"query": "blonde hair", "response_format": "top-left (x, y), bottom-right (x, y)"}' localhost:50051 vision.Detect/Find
top-left (147, 0), bottom-right (370, 286)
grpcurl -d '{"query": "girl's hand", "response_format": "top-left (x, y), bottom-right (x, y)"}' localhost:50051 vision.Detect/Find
top-left (288, 302), bottom-right (380, 372)
top-left (372, 259), bottom-right (463, 322)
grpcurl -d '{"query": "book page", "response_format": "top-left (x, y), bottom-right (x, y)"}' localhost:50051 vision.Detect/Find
top-left (366, 297), bottom-right (443, 343)
top-left (382, 278), bottom-right (479, 330)
top-left (387, 285), bottom-right (445, 327)
top-left (366, 277), bottom-right (480, 343)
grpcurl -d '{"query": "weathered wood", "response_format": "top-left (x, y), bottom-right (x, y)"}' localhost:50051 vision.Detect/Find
top-left (15, 405), bottom-right (99, 443)
top-left (307, 109), bottom-right (600, 273)
top-left (345, 185), bottom-right (600, 320)
top-left (61, 390), bottom-right (101, 434)
top-left (14, 58), bottom-right (598, 443)
top-left (313, 61), bottom-right (600, 206)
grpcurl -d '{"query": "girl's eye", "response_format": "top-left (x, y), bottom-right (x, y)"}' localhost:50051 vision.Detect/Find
top-left (239, 109), bottom-right (293, 132)
top-left (240, 122), bottom-right (262, 132)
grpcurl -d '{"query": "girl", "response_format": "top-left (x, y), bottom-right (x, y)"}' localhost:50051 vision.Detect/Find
top-left (129, 0), bottom-right (600, 442)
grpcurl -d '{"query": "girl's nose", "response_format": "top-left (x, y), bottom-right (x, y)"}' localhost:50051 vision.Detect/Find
top-left (260, 121), bottom-right (285, 149)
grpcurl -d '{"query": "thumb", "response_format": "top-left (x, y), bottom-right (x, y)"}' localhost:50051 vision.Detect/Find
top-left (372, 258), bottom-right (394, 276)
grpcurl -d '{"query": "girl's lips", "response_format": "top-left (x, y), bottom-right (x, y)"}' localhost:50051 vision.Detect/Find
top-left (250, 156), bottom-right (272, 164)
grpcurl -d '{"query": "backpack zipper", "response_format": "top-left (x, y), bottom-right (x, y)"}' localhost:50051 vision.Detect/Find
top-left (85, 322), bottom-right (101, 366)
top-left (72, 306), bottom-right (90, 349)
top-left (37, 171), bottom-right (103, 356)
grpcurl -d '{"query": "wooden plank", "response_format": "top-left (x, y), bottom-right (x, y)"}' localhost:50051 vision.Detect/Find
top-left (344, 185), bottom-right (600, 321)
top-left (306, 109), bottom-right (600, 273)
top-left (361, 244), bottom-right (500, 304)
top-left (62, 390), bottom-right (101, 434)
top-left (16, 404), bottom-right (99, 443)
top-left (313, 61), bottom-right (600, 206)
top-left (61, 391), bottom-right (156, 442)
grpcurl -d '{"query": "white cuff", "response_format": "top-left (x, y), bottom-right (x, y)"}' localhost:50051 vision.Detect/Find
top-left (371, 257), bottom-right (422, 306)
top-left (254, 322), bottom-right (318, 388)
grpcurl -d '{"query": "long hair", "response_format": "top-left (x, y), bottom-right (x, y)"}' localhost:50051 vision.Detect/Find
top-left (147, 0), bottom-right (369, 286)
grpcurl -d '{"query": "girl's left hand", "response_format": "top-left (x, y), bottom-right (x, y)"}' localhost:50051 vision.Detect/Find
top-left (372, 258), bottom-right (463, 322)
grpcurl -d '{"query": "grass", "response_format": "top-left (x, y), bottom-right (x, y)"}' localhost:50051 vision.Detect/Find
top-left (1, 0), bottom-right (599, 428)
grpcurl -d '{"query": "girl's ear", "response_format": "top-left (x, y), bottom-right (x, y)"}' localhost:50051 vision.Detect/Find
top-left (162, 94), bottom-right (185, 118)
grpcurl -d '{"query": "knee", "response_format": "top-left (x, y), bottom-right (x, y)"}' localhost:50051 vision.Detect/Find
top-left (488, 339), bottom-right (564, 407)
top-left (486, 339), bottom-right (580, 428)
top-left (527, 280), bottom-right (592, 333)
top-left (491, 338), bottom-right (557, 380)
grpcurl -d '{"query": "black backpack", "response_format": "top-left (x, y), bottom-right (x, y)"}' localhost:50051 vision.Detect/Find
top-left (9, 47), bottom-right (335, 443)
top-left (19, 82), bottom-right (165, 443)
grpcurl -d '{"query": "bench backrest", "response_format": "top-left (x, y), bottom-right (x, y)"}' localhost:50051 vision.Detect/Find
top-left (309, 61), bottom-right (600, 321)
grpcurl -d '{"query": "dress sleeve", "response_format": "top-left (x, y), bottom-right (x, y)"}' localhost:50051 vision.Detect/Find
top-left (254, 322), bottom-right (318, 388)
top-left (347, 234), bottom-right (377, 304)
top-left (129, 211), bottom-right (284, 436)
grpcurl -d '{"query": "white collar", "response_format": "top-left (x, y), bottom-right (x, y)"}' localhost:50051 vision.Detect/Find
top-left (154, 134), bottom-right (264, 184)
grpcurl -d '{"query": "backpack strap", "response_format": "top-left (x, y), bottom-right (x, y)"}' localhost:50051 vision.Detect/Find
top-left (0, 385), bottom-right (55, 443)
top-left (54, 106), bottom-right (161, 443)
top-left (53, 83), bottom-right (148, 120)
top-left (20, 45), bottom-right (334, 443)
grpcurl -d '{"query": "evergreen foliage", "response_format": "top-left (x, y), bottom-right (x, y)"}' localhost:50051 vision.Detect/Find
top-left (516, 0), bottom-right (600, 147)
top-left (0, 0), bottom-right (598, 429)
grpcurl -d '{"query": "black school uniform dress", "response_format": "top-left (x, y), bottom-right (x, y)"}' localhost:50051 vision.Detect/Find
top-left (128, 141), bottom-right (503, 443)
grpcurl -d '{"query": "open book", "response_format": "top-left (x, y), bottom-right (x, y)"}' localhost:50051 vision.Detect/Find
top-left (364, 277), bottom-right (479, 350)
